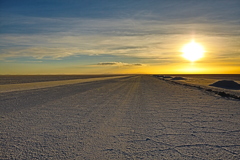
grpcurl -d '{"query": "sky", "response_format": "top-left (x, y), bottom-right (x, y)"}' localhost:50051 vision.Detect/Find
top-left (0, 0), bottom-right (240, 74)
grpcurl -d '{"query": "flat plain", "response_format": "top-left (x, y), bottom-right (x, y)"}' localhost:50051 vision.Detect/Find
top-left (0, 75), bottom-right (126, 85)
top-left (1, 75), bottom-right (240, 159)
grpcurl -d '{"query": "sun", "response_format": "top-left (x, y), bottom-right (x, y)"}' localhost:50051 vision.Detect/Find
top-left (181, 40), bottom-right (205, 62)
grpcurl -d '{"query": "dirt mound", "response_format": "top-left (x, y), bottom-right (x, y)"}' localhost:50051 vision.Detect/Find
top-left (154, 75), bottom-right (164, 78)
top-left (171, 77), bottom-right (186, 80)
top-left (209, 80), bottom-right (240, 90)
top-left (163, 76), bottom-right (172, 78)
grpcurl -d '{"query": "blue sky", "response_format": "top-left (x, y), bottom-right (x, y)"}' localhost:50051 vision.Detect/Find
top-left (0, 0), bottom-right (240, 74)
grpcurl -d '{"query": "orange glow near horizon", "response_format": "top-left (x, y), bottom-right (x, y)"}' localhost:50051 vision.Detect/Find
top-left (1, 38), bottom-right (240, 75)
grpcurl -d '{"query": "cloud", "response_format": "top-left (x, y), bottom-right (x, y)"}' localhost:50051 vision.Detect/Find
top-left (0, 10), bottom-right (239, 64)
top-left (0, 47), bottom-right (77, 60)
top-left (97, 62), bottom-right (145, 67)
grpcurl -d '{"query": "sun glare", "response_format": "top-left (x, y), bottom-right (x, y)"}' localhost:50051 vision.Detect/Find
top-left (181, 40), bottom-right (205, 62)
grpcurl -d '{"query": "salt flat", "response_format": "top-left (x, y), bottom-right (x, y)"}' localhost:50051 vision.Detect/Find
top-left (159, 75), bottom-right (240, 98)
top-left (1, 75), bottom-right (240, 159)
top-left (0, 75), bottom-right (128, 93)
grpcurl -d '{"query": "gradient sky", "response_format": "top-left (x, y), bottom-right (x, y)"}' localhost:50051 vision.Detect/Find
top-left (0, 0), bottom-right (240, 74)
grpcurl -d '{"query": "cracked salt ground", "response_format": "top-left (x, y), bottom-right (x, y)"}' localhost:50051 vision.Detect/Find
top-left (1, 76), bottom-right (240, 159)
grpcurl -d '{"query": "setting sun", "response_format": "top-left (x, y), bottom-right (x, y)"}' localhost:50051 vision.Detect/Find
top-left (181, 40), bottom-right (205, 62)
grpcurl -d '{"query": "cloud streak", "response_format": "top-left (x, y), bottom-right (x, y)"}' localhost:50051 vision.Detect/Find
top-left (1, 16), bottom-right (239, 62)
top-left (97, 62), bottom-right (145, 67)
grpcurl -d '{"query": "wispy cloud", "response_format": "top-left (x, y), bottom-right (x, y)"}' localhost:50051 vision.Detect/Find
top-left (0, 1), bottom-right (240, 74)
top-left (1, 16), bottom-right (238, 61)
top-left (0, 47), bottom-right (77, 60)
top-left (97, 62), bottom-right (145, 67)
